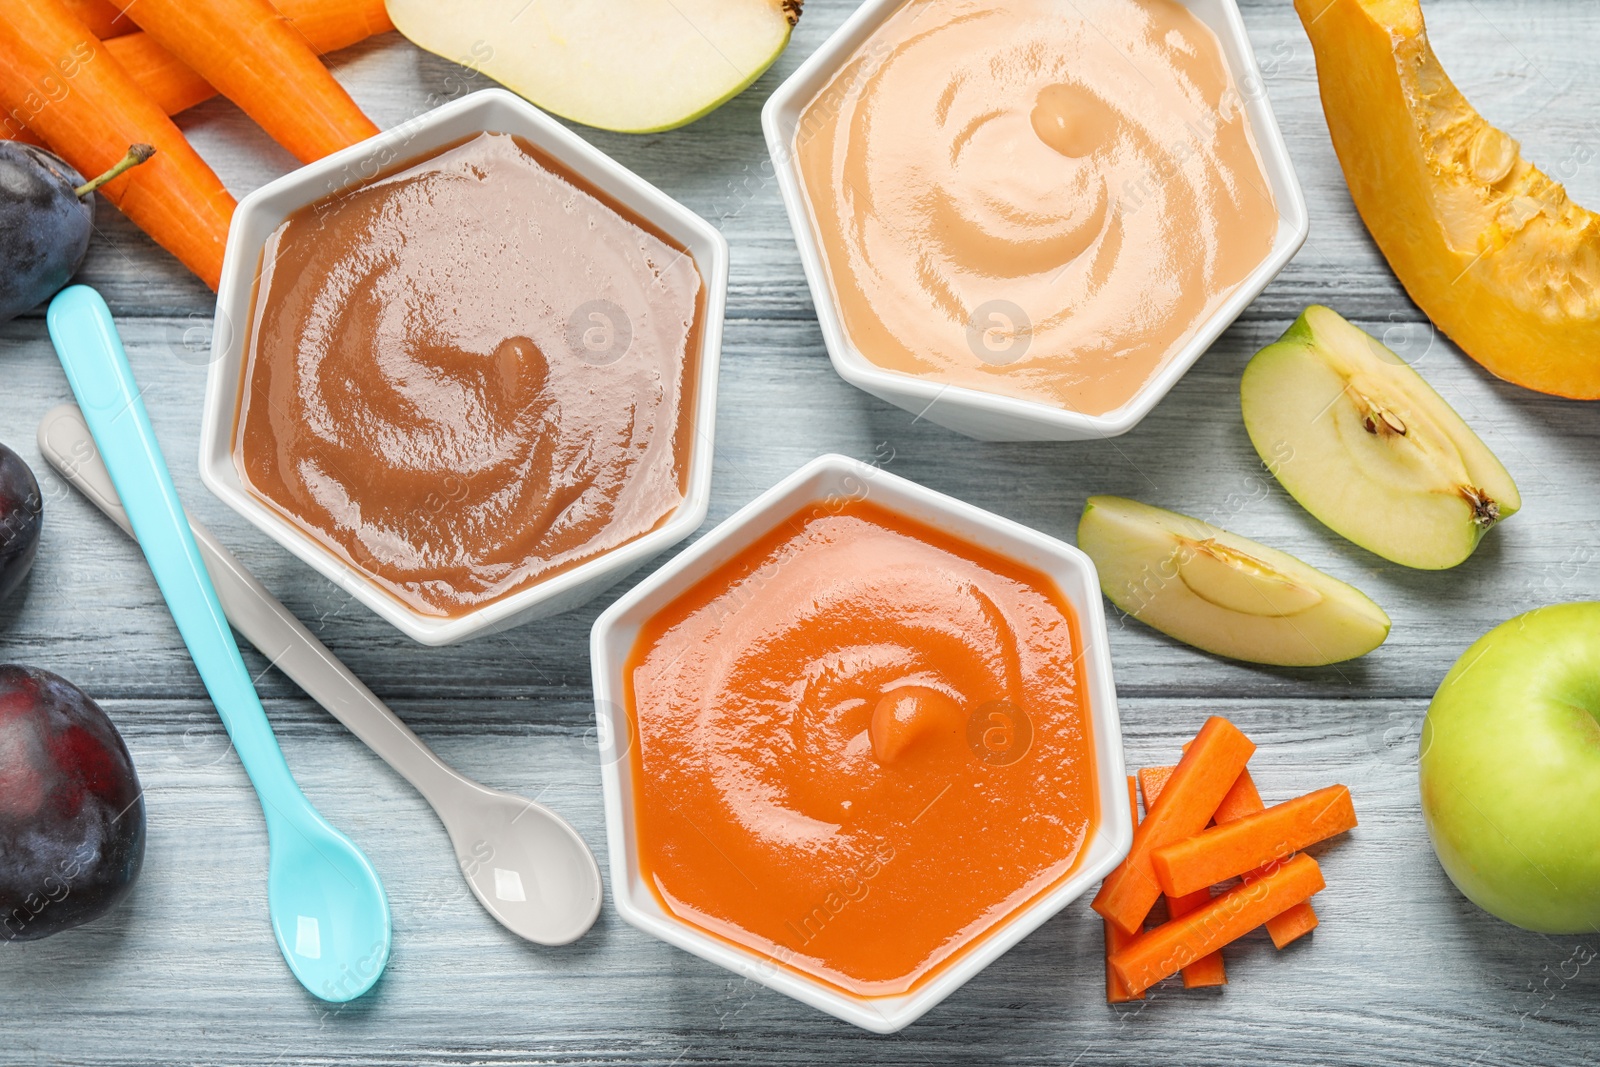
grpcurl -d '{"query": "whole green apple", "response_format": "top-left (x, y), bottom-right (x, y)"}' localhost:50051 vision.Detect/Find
top-left (1420, 602), bottom-right (1600, 932)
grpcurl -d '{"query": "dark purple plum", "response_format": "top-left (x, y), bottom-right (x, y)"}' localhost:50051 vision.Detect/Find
top-left (0, 143), bottom-right (90, 324)
top-left (0, 666), bottom-right (144, 942)
top-left (0, 142), bottom-right (153, 323)
top-left (0, 441), bottom-right (42, 605)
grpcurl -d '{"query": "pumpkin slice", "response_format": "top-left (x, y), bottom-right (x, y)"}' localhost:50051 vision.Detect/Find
top-left (1078, 495), bottom-right (1391, 667)
top-left (1242, 305), bottom-right (1520, 570)
top-left (1296, 0), bottom-right (1600, 398)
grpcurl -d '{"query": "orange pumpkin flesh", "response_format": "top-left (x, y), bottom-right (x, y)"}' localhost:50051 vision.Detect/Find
top-left (1297, 0), bottom-right (1600, 399)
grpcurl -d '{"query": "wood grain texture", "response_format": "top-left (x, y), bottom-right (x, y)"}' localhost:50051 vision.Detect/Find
top-left (4, 1), bottom-right (1600, 1063)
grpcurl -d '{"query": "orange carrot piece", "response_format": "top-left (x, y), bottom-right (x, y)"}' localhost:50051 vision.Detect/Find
top-left (1263, 896), bottom-right (1319, 947)
top-left (1166, 887), bottom-right (1226, 988)
top-left (102, 34), bottom-right (214, 115)
top-left (1093, 718), bottom-right (1255, 936)
top-left (1153, 784), bottom-right (1356, 899)
top-left (59, 0), bottom-right (132, 38)
top-left (1136, 765), bottom-right (1173, 814)
top-left (1211, 767), bottom-right (1320, 948)
top-left (1111, 852), bottom-right (1325, 996)
top-left (274, 0), bottom-right (392, 53)
top-left (1105, 776), bottom-right (1144, 1004)
top-left (1213, 764), bottom-right (1263, 824)
top-left (99, 1), bottom-right (393, 121)
top-left (111, 0), bottom-right (379, 164)
top-left (0, 0), bottom-right (235, 288)
top-left (1139, 764), bottom-right (1226, 988)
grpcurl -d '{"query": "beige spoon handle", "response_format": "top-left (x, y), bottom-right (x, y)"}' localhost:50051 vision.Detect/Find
top-left (36, 404), bottom-right (470, 802)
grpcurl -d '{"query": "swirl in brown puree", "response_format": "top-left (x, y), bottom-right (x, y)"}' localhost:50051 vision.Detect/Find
top-left (796, 0), bottom-right (1277, 415)
top-left (235, 133), bottom-right (703, 617)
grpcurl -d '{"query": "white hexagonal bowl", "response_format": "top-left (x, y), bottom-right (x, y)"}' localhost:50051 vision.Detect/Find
top-left (198, 89), bottom-right (728, 645)
top-left (590, 454), bottom-right (1130, 1032)
top-left (762, 0), bottom-right (1308, 442)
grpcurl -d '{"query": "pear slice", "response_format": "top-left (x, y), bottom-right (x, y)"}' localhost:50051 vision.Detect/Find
top-left (1078, 496), bottom-right (1391, 667)
top-left (386, 0), bottom-right (798, 134)
top-left (1241, 305), bottom-right (1520, 570)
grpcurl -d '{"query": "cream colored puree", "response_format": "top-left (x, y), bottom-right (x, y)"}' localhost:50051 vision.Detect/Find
top-left (796, 0), bottom-right (1277, 414)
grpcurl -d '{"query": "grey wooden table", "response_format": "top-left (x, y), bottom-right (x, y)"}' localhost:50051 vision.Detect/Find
top-left (3, 1), bottom-right (1599, 1063)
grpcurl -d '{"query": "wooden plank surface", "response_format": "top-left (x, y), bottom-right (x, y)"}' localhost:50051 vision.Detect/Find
top-left (4, 1), bottom-right (1600, 1063)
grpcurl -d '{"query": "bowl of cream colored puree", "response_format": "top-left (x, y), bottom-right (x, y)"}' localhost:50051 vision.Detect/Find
top-left (764, 0), bottom-right (1307, 441)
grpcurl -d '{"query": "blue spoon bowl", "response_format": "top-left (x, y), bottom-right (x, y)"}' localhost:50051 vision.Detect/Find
top-left (47, 285), bottom-right (390, 1002)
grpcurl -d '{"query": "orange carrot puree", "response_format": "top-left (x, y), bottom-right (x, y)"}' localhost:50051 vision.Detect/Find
top-left (624, 499), bottom-right (1099, 995)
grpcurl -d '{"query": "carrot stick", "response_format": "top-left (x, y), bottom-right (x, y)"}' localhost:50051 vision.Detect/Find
top-left (1213, 763), bottom-right (1264, 824)
top-left (110, 0), bottom-right (379, 164)
top-left (1153, 785), bottom-right (1356, 899)
top-left (98, 0), bottom-right (392, 121)
top-left (0, 0), bottom-right (234, 288)
top-left (1140, 765), bottom-right (1226, 988)
top-left (1093, 718), bottom-right (1255, 936)
top-left (1111, 853), bottom-right (1325, 996)
top-left (1165, 886), bottom-right (1226, 988)
top-left (1105, 776), bottom-right (1144, 1004)
top-left (59, 0), bottom-right (132, 38)
top-left (1211, 767), bottom-right (1320, 948)
top-left (1262, 896), bottom-right (1319, 947)
top-left (1137, 765), bottom-right (1173, 814)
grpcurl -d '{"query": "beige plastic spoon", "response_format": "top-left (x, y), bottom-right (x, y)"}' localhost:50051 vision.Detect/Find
top-left (39, 404), bottom-right (602, 946)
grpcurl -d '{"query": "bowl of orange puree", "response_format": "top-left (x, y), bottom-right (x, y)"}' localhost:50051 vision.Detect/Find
top-left (763, 0), bottom-right (1307, 442)
top-left (199, 90), bottom-right (728, 645)
top-left (590, 454), bottom-right (1129, 1032)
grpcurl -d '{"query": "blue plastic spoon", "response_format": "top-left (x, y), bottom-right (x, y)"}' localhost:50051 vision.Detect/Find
top-left (47, 286), bottom-right (391, 1003)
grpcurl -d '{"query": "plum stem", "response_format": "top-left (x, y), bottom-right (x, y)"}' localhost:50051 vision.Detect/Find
top-left (74, 144), bottom-right (155, 198)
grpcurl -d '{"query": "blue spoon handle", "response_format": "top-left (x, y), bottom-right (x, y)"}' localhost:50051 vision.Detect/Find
top-left (46, 286), bottom-right (299, 803)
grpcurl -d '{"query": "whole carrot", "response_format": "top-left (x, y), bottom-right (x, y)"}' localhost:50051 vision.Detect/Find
top-left (274, 0), bottom-right (391, 53)
top-left (110, 0), bottom-right (379, 164)
top-left (59, 0), bottom-right (131, 39)
top-left (103, 33), bottom-right (213, 115)
top-left (0, 0), bottom-right (235, 288)
top-left (100, 0), bottom-right (395, 120)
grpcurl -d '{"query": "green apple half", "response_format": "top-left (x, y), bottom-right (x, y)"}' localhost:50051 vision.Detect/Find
top-left (1241, 305), bottom-right (1519, 570)
top-left (1078, 495), bottom-right (1391, 667)
top-left (386, 0), bottom-right (799, 133)
top-left (1420, 603), bottom-right (1600, 933)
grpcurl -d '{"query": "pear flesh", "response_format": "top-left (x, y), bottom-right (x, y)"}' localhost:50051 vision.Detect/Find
top-left (386, 0), bottom-right (797, 133)
top-left (1241, 305), bottom-right (1520, 570)
top-left (1079, 495), bottom-right (1391, 667)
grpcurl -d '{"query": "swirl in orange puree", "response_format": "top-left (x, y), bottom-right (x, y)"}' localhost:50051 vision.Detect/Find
top-left (625, 499), bottom-right (1097, 994)
top-left (795, 0), bottom-right (1277, 415)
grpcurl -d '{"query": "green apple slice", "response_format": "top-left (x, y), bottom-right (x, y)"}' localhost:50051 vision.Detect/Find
top-left (1078, 495), bottom-right (1391, 667)
top-left (386, 0), bottom-right (798, 134)
top-left (1241, 305), bottom-right (1520, 570)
